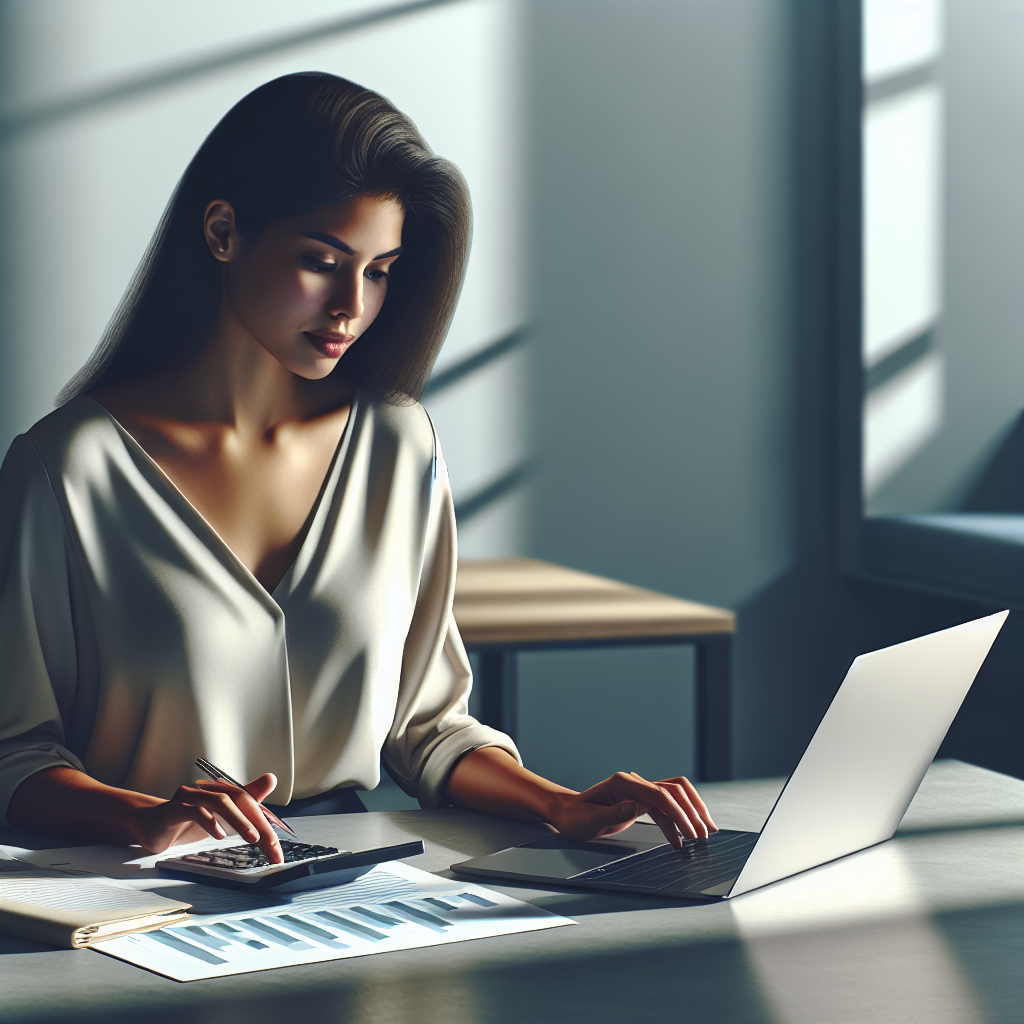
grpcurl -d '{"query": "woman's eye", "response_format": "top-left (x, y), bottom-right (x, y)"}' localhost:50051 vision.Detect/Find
top-left (365, 268), bottom-right (389, 282)
top-left (301, 254), bottom-right (337, 273)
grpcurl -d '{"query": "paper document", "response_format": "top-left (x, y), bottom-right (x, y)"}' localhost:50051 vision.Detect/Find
top-left (95, 861), bottom-right (571, 981)
top-left (1, 844), bottom-right (572, 981)
top-left (4, 835), bottom-right (251, 882)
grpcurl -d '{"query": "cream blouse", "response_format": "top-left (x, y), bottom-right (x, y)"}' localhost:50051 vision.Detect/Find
top-left (0, 394), bottom-right (518, 827)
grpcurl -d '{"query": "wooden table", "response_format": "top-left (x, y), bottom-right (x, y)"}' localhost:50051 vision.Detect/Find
top-left (453, 558), bottom-right (736, 781)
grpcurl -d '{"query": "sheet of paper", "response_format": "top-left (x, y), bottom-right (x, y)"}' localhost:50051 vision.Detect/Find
top-left (0, 844), bottom-right (573, 981)
top-left (91, 861), bottom-right (573, 981)
top-left (1, 836), bottom-right (245, 882)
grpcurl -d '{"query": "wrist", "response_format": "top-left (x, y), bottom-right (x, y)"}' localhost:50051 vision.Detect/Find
top-left (447, 746), bottom-right (578, 826)
top-left (97, 782), bottom-right (161, 847)
top-left (540, 788), bottom-right (578, 828)
top-left (108, 790), bottom-right (164, 847)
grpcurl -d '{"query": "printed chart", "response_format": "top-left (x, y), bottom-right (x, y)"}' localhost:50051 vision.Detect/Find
top-left (92, 861), bottom-right (572, 981)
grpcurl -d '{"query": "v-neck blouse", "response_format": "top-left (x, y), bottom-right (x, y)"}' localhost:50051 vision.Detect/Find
top-left (0, 395), bottom-right (518, 826)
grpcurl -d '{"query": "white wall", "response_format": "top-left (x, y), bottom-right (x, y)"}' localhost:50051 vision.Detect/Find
top-left (516, 0), bottom-right (794, 785)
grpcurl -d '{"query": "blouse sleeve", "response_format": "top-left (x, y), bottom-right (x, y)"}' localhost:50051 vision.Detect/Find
top-left (382, 442), bottom-right (520, 808)
top-left (0, 436), bottom-right (85, 828)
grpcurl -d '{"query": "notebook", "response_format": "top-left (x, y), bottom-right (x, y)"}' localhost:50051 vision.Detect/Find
top-left (0, 859), bottom-right (190, 948)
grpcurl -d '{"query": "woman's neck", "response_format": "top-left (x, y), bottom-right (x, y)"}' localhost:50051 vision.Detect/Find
top-left (101, 304), bottom-right (351, 437)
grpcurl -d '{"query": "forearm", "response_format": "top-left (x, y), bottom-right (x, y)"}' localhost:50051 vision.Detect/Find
top-left (446, 747), bottom-right (718, 845)
top-left (7, 766), bottom-right (160, 846)
top-left (446, 747), bottom-right (576, 823)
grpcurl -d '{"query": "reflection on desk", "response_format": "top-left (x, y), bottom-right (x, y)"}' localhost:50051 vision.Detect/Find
top-left (1, 759), bottom-right (1021, 1024)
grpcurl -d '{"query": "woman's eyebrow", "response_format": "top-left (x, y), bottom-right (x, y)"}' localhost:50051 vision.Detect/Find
top-left (301, 231), bottom-right (402, 260)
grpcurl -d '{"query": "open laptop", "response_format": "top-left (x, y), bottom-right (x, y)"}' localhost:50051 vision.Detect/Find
top-left (452, 611), bottom-right (1008, 900)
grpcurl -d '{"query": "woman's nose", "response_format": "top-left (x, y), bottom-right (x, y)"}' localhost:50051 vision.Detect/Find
top-left (327, 271), bottom-right (364, 321)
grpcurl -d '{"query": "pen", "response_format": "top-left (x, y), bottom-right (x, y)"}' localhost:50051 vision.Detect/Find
top-left (194, 757), bottom-right (298, 838)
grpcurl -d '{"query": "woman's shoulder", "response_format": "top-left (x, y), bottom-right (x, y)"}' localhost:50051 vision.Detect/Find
top-left (0, 398), bottom-right (116, 524)
top-left (356, 393), bottom-right (437, 463)
top-left (10, 395), bottom-right (124, 479)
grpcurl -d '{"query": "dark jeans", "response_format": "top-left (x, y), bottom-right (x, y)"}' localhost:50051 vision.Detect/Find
top-left (265, 786), bottom-right (367, 819)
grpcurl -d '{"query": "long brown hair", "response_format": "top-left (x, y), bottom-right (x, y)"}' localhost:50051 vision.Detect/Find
top-left (57, 72), bottom-right (471, 405)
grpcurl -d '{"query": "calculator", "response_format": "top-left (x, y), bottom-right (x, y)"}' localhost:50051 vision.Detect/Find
top-left (156, 839), bottom-right (425, 893)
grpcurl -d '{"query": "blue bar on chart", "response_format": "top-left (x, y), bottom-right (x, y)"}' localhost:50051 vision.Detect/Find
top-left (278, 915), bottom-right (350, 949)
top-left (386, 901), bottom-right (449, 933)
top-left (241, 918), bottom-right (314, 950)
top-left (316, 910), bottom-right (387, 941)
top-left (211, 921), bottom-right (269, 949)
top-left (349, 905), bottom-right (402, 927)
top-left (453, 892), bottom-right (498, 908)
top-left (147, 930), bottom-right (227, 965)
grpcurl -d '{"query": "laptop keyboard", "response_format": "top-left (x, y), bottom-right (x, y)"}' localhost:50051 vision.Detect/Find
top-left (574, 830), bottom-right (758, 892)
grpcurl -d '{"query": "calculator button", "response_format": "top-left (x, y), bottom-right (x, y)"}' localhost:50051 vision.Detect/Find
top-left (170, 840), bottom-right (348, 875)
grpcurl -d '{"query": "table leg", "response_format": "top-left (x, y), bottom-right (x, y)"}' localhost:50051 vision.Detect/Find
top-left (696, 635), bottom-right (732, 782)
top-left (478, 649), bottom-right (519, 740)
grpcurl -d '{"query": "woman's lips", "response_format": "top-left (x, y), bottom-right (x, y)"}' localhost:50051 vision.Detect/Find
top-left (305, 331), bottom-right (355, 358)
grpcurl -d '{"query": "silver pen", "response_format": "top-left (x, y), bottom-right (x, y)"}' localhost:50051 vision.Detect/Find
top-left (195, 757), bottom-right (298, 838)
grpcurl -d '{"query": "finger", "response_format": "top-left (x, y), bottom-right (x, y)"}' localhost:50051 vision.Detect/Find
top-left (659, 784), bottom-right (711, 839)
top-left (168, 787), bottom-right (229, 836)
top-left (626, 772), bottom-right (700, 838)
top-left (677, 777), bottom-right (718, 832)
top-left (646, 805), bottom-right (684, 849)
top-left (624, 772), bottom-right (703, 839)
top-left (153, 794), bottom-right (229, 847)
top-left (235, 774), bottom-right (296, 838)
top-left (181, 785), bottom-right (261, 842)
top-left (631, 772), bottom-right (708, 838)
top-left (193, 781), bottom-right (281, 854)
top-left (196, 806), bottom-right (227, 840)
top-left (213, 783), bottom-right (283, 863)
top-left (654, 776), bottom-right (719, 833)
top-left (194, 779), bottom-right (280, 839)
top-left (184, 784), bottom-right (283, 863)
top-left (242, 772), bottom-right (277, 803)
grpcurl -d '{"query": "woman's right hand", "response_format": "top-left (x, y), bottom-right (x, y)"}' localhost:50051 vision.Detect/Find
top-left (129, 772), bottom-right (284, 863)
top-left (8, 766), bottom-right (285, 863)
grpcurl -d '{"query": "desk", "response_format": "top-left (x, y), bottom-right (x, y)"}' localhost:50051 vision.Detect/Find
top-left (454, 559), bottom-right (736, 781)
top-left (2, 760), bottom-right (1021, 1024)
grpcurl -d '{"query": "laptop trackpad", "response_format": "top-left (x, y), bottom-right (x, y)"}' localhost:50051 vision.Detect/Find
top-left (478, 832), bottom-right (664, 880)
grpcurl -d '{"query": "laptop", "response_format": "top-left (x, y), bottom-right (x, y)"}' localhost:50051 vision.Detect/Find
top-left (452, 610), bottom-right (1008, 900)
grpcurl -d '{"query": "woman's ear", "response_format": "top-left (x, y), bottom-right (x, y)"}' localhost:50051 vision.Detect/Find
top-left (203, 200), bottom-right (240, 262)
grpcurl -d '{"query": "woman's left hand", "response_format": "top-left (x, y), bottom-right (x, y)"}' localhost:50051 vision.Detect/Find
top-left (447, 748), bottom-right (717, 849)
top-left (545, 772), bottom-right (718, 848)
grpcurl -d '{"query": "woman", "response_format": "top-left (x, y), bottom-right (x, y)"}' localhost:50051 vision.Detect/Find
top-left (0, 73), bottom-right (715, 864)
